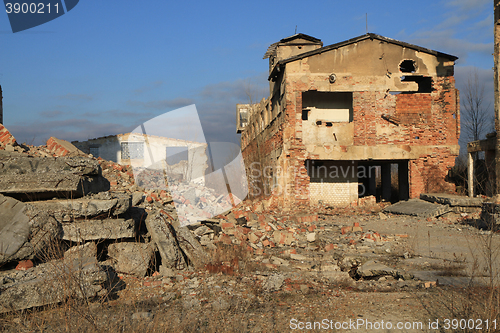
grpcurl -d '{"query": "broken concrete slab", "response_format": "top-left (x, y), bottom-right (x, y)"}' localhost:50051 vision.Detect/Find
top-left (383, 199), bottom-right (451, 218)
top-left (28, 193), bottom-right (131, 221)
top-left (61, 218), bottom-right (136, 242)
top-left (171, 222), bottom-right (209, 268)
top-left (145, 212), bottom-right (187, 270)
top-left (0, 152), bottom-right (109, 200)
top-left (107, 242), bottom-right (154, 277)
top-left (0, 195), bottom-right (60, 265)
top-left (420, 193), bottom-right (483, 207)
top-left (0, 243), bottom-right (109, 313)
top-left (357, 260), bottom-right (413, 280)
top-left (0, 195), bottom-right (30, 264)
top-left (64, 242), bottom-right (97, 260)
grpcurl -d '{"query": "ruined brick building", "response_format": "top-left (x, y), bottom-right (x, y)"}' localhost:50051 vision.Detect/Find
top-left (237, 33), bottom-right (460, 208)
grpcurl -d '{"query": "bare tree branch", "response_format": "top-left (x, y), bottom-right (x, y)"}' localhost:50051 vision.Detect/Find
top-left (461, 68), bottom-right (491, 142)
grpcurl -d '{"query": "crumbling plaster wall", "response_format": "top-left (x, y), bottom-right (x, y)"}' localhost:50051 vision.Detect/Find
top-left (241, 38), bottom-right (459, 207)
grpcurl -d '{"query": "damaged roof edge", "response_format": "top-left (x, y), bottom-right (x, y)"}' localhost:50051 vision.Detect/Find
top-left (263, 33), bottom-right (323, 59)
top-left (268, 33), bottom-right (459, 80)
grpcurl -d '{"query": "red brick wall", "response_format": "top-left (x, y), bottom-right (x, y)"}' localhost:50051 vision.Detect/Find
top-left (0, 124), bottom-right (16, 148)
top-left (409, 148), bottom-right (457, 197)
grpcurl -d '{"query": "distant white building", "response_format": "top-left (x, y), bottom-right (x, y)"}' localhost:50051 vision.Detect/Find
top-left (72, 133), bottom-right (208, 184)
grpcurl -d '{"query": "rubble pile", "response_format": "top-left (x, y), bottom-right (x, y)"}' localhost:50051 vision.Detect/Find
top-left (0, 127), bottom-right (451, 314)
top-left (195, 209), bottom-right (395, 256)
top-left (96, 161), bottom-right (240, 226)
top-left (0, 131), bottom-right (214, 312)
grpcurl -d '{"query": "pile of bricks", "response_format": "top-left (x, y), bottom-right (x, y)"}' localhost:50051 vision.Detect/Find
top-left (99, 159), bottom-right (137, 192)
top-left (183, 195), bottom-right (396, 256)
top-left (198, 199), bottom-right (323, 252)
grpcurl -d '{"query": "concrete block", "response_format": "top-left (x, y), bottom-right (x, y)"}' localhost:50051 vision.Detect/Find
top-left (64, 242), bottom-right (97, 260)
top-left (132, 192), bottom-right (144, 206)
top-left (170, 219), bottom-right (210, 268)
top-left (0, 246), bottom-right (109, 313)
top-left (0, 195), bottom-right (60, 265)
top-left (61, 218), bottom-right (136, 242)
top-left (321, 271), bottom-right (354, 286)
top-left (145, 212), bottom-right (187, 270)
top-left (306, 232), bottom-right (316, 242)
top-left (358, 260), bottom-right (412, 280)
top-left (108, 242), bottom-right (154, 277)
top-left (0, 152), bottom-right (109, 200)
top-left (0, 195), bottom-right (30, 263)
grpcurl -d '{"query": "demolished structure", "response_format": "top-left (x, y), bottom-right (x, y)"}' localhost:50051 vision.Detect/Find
top-left (0, 129), bottom-right (217, 312)
top-left (0, 71), bottom-right (487, 319)
top-left (237, 33), bottom-right (460, 208)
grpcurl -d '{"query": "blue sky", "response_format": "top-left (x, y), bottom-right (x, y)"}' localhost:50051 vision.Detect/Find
top-left (0, 0), bottom-right (494, 150)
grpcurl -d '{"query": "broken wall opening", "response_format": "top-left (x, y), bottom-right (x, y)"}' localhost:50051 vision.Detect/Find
top-left (399, 59), bottom-right (416, 73)
top-left (302, 91), bottom-right (353, 122)
top-left (358, 161), bottom-right (409, 203)
top-left (305, 160), bottom-right (410, 206)
top-left (401, 75), bottom-right (433, 93)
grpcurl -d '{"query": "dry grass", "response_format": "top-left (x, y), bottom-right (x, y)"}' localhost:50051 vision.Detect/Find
top-left (418, 217), bottom-right (500, 333)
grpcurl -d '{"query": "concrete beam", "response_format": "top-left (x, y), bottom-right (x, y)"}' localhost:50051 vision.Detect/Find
top-left (28, 194), bottom-right (131, 220)
top-left (420, 193), bottom-right (483, 207)
top-left (145, 211), bottom-right (187, 270)
top-left (61, 218), bottom-right (136, 242)
top-left (0, 152), bottom-right (109, 200)
top-left (0, 243), bottom-right (109, 313)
